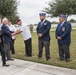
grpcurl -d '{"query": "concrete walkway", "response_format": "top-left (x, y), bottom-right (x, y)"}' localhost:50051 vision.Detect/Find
top-left (0, 58), bottom-right (76, 75)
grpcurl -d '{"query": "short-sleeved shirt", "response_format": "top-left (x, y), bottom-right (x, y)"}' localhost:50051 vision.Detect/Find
top-left (18, 25), bottom-right (32, 41)
top-left (8, 25), bottom-right (16, 39)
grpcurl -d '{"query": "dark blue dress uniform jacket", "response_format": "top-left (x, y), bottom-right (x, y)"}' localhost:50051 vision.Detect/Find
top-left (56, 21), bottom-right (72, 45)
top-left (36, 20), bottom-right (51, 41)
top-left (1, 24), bottom-right (13, 43)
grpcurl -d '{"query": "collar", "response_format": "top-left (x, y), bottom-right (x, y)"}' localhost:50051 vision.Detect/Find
top-left (62, 20), bottom-right (66, 24)
top-left (60, 20), bottom-right (66, 26)
top-left (41, 19), bottom-right (46, 23)
top-left (0, 24), bottom-right (2, 27)
top-left (43, 19), bottom-right (46, 23)
top-left (19, 24), bottom-right (22, 27)
top-left (8, 24), bottom-right (12, 27)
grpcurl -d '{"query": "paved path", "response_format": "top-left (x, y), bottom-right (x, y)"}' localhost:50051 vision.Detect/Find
top-left (0, 58), bottom-right (76, 75)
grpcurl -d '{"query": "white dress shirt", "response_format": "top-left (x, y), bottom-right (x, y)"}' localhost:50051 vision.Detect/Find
top-left (8, 24), bottom-right (16, 39)
top-left (0, 24), bottom-right (2, 31)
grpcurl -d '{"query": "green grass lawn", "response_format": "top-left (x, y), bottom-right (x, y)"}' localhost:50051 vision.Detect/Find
top-left (12, 30), bottom-right (76, 69)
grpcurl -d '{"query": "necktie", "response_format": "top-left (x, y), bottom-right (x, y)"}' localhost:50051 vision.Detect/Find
top-left (41, 22), bottom-right (43, 27)
top-left (58, 23), bottom-right (62, 32)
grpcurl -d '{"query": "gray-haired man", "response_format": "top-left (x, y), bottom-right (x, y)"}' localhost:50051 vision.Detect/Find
top-left (1, 18), bottom-right (14, 61)
top-left (0, 19), bottom-right (9, 67)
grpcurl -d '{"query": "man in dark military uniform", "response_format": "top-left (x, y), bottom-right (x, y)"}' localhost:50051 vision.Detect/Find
top-left (0, 19), bottom-right (9, 67)
top-left (56, 14), bottom-right (72, 62)
top-left (36, 12), bottom-right (51, 61)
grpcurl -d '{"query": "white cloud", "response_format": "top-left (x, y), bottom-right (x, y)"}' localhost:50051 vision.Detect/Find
top-left (18, 0), bottom-right (51, 24)
top-left (17, 0), bottom-right (76, 25)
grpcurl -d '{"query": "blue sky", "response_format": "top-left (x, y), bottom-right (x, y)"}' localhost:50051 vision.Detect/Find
top-left (18, 0), bottom-right (76, 25)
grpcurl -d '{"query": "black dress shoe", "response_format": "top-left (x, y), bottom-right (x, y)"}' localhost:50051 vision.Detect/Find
top-left (66, 59), bottom-right (70, 62)
top-left (6, 59), bottom-right (8, 61)
top-left (12, 53), bottom-right (15, 55)
top-left (8, 59), bottom-right (14, 61)
top-left (59, 59), bottom-right (64, 61)
top-left (26, 55), bottom-right (32, 57)
top-left (3, 64), bottom-right (10, 67)
top-left (46, 58), bottom-right (50, 61)
top-left (38, 57), bottom-right (42, 59)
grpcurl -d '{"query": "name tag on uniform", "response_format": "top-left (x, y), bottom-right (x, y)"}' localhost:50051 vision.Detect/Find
top-left (44, 23), bottom-right (47, 25)
top-left (62, 27), bottom-right (65, 32)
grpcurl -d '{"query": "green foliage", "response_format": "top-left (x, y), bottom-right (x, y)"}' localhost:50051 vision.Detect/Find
top-left (69, 19), bottom-right (76, 23)
top-left (0, 0), bottom-right (20, 24)
top-left (44, 0), bottom-right (76, 17)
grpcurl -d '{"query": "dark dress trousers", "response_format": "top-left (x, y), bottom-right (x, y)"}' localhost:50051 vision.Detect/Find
top-left (24, 38), bottom-right (32, 57)
top-left (10, 39), bottom-right (15, 54)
